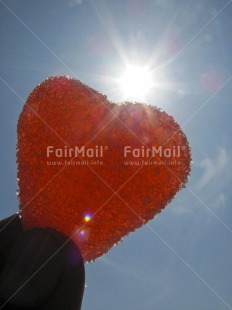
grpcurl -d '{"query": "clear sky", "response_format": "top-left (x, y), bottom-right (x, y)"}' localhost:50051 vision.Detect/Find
top-left (0, 0), bottom-right (232, 309)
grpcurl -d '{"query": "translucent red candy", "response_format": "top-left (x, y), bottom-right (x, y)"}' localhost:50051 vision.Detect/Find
top-left (17, 76), bottom-right (191, 262)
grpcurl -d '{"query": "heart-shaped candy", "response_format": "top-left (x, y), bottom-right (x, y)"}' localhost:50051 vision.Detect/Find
top-left (17, 76), bottom-right (191, 262)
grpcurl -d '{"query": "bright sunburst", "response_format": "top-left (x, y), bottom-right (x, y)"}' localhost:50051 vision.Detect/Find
top-left (119, 65), bottom-right (154, 101)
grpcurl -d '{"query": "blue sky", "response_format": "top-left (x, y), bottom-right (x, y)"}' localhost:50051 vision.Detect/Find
top-left (1, 0), bottom-right (232, 309)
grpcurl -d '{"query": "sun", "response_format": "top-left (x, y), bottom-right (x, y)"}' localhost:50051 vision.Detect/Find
top-left (119, 65), bottom-right (154, 101)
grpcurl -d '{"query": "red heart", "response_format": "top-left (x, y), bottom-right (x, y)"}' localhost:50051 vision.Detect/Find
top-left (17, 76), bottom-right (191, 262)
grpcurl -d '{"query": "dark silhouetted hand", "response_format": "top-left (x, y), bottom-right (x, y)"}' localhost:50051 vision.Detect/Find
top-left (0, 215), bottom-right (85, 310)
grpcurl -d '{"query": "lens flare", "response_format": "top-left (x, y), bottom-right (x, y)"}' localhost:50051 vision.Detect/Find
top-left (84, 214), bottom-right (91, 222)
